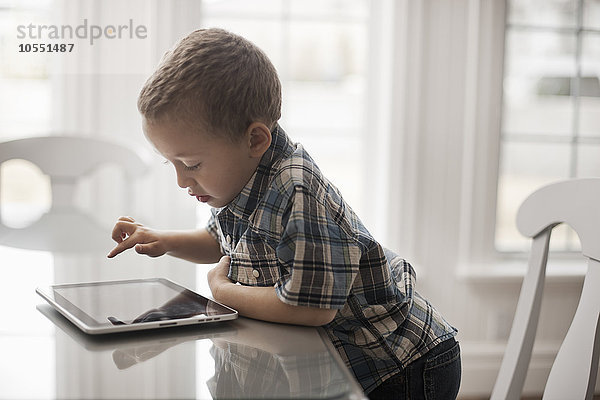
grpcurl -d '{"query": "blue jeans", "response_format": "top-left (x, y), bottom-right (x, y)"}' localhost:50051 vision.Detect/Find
top-left (368, 338), bottom-right (461, 400)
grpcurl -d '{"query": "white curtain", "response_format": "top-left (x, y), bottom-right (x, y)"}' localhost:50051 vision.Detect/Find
top-left (51, 0), bottom-right (203, 284)
top-left (49, 2), bottom-right (204, 398)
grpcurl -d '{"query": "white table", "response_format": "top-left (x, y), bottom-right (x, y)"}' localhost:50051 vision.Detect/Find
top-left (0, 244), bottom-right (365, 399)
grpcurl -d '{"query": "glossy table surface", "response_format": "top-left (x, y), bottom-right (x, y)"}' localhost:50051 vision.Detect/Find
top-left (0, 240), bottom-right (365, 400)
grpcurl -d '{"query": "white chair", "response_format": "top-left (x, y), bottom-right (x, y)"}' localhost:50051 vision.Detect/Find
top-left (0, 136), bottom-right (149, 252)
top-left (491, 178), bottom-right (600, 400)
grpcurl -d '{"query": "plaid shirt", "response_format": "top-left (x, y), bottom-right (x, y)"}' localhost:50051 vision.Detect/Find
top-left (206, 125), bottom-right (457, 393)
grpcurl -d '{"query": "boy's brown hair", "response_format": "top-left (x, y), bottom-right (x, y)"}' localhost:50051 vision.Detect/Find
top-left (138, 28), bottom-right (282, 140)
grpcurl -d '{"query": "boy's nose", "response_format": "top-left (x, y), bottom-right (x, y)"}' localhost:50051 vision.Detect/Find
top-left (175, 169), bottom-right (194, 189)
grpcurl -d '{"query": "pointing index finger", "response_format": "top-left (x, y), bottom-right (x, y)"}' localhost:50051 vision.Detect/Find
top-left (107, 236), bottom-right (137, 258)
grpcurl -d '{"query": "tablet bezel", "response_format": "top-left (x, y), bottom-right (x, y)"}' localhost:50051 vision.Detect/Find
top-left (36, 278), bottom-right (238, 335)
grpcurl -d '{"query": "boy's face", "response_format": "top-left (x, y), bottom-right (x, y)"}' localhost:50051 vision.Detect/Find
top-left (143, 117), bottom-right (262, 208)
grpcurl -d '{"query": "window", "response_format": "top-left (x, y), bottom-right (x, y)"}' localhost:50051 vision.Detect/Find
top-left (495, 0), bottom-right (600, 253)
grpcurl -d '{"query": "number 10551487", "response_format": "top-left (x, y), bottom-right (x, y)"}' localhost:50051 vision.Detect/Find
top-left (18, 43), bottom-right (74, 52)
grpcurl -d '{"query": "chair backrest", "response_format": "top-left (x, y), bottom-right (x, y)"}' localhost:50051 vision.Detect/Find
top-left (0, 135), bottom-right (150, 252)
top-left (0, 135), bottom-right (149, 210)
top-left (491, 178), bottom-right (600, 400)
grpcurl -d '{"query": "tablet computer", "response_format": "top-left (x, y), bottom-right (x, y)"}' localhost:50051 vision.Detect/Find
top-left (36, 278), bottom-right (238, 335)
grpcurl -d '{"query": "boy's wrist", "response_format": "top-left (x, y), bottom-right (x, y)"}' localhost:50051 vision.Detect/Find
top-left (211, 279), bottom-right (228, 303)
top-left (163, 229), bottom-right (199, 257)
top-left (161, 231), bottom-right (178, 255)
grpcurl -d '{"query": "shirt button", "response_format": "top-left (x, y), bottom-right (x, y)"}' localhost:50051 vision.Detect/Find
top-left (252, 269), bottom-right (260, 278)
top-left (226, 235), bottom-right (232, 244)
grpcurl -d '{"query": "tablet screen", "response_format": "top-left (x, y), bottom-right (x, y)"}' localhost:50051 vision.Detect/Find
top-left (38, 278), bottom-right (237, 333)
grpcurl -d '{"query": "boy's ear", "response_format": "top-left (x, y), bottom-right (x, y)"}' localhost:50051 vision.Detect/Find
top-left (246, 122), bottom-right (272, 158)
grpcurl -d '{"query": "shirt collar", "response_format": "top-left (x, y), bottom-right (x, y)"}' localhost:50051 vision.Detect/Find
top-left (221, 123), bottom-right (295, 220)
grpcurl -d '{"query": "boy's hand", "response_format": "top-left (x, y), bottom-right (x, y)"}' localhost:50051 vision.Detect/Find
top-left (107, 216), bottom-right (169, 258)
top-left (207, 256), bottom-right (233, 301)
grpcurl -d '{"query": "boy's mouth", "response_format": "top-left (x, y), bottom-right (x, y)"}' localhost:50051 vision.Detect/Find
top-left (188, 189), bottom-right (210, 203)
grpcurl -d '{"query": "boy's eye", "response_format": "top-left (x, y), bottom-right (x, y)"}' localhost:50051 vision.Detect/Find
top-left (184, 162), bottom-right (202, 171)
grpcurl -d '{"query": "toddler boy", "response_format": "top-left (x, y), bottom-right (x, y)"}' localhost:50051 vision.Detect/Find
top-left (108, 28), bottom-right (460, 399)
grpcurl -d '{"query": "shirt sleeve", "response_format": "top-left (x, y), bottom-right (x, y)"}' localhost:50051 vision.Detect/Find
top-left (275, 186), bottom-right (362, 309)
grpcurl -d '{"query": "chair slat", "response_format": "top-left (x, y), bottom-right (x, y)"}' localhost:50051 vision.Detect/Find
top-left (543, 258), bottom-right (600, 400)
top-left (491, 229), bottom-right (551, 400)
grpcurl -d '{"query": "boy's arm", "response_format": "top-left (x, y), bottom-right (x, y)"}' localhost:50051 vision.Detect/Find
top-left (208, 256), bottom-right (338, 327)
top-left (164, 228), bottom-right (223, 263)
top-left (108, 216), bottom-right (222, 263)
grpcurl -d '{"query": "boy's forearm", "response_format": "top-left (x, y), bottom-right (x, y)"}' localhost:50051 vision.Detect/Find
top-left (166, 229), bottom-right (222, 264)
top-left (213, 282), bottom-right (337, 327)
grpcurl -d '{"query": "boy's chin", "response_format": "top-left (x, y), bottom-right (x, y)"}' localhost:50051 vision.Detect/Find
top-left (205, 197), bottom-right (228, 208)
top-left (199, 194), bottom-right (236, 208)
